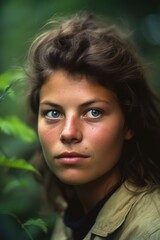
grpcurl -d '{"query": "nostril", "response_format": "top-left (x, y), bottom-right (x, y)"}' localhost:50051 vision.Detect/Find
top-left (60, 129), bottom-right (82, 144)
top-left (60, 136), bottom-right (78, 144)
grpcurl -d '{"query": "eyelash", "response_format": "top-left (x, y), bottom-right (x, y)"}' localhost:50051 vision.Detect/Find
top-left (42, 110), bottom-right (63, 119)
top-left (83, 109), bottom-right (103, 119)
top-left (41, 108), bottom-right (103, 121)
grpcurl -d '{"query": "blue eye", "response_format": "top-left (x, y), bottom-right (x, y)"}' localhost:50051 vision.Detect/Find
top-left (86, 109), bottom-right (102, 118)
top-left (46, 110), bottom-right (62, 119)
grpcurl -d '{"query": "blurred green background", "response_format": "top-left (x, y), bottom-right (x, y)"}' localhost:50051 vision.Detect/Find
top-left (0, 0), bottom-right (160, 239)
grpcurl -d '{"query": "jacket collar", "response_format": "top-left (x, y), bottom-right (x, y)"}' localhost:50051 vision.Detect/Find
top-left (88, 181), bottom-right (146, 238)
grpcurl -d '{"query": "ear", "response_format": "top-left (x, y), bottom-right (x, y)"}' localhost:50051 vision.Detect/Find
top-left (124, 127), bottom-right (134, 140)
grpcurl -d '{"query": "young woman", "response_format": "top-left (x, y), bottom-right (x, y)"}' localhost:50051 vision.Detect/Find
top-left (27, 14), bottom-right (160, 240)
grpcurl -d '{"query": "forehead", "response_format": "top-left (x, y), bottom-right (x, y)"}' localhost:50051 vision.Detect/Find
top-left (39, 70), bottom-right (118, 103)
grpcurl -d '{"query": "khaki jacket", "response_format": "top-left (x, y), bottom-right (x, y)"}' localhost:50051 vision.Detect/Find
top-left (52, 182), bottom-right (160, 240)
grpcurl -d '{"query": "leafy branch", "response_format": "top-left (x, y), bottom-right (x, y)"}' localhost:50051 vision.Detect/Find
top-left (0, 211), bottom-right (48, 240)
top-left (0, 82), bottom-right (15, 102)
top-left (0, 116), bottom-right (37, 143)
top-left (0, 155), bottom-right (40, 176)
top-left (0, 69), bottom-right (39, 175)
top-left (0, 69), bottom-right (49, 238)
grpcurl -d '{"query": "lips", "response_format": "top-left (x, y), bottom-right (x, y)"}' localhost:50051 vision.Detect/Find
top-left (57, 152), bottom-right (88, 158)
top-left (55, 152), bottom-right (89, 165)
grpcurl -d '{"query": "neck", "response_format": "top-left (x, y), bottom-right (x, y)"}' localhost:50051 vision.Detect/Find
top-left (74, 168), bottom-right (121, 213)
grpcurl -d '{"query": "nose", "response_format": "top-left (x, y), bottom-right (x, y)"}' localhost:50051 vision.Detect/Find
top-left (60, 115), bottom-right (82, 144)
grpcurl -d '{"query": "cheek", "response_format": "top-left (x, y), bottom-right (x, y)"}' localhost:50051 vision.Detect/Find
top-left (86, 122), bottom-right (125, 150)
top-left (38, 124), bottom-right (57, 148)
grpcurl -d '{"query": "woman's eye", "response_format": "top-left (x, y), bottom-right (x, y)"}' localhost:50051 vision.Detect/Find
top-left (46, 110), bottom-right (63, 119)
top-left (85, 109), bottom-right (102, 119)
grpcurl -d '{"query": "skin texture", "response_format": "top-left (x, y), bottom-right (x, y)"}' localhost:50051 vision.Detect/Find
top-left (38, 69), bottom-right (133, 210)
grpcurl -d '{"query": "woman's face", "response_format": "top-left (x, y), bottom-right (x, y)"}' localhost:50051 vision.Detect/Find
top-left (38, 70), bottom-right (132, 186)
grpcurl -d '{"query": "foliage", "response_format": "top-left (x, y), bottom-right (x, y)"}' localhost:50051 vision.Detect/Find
top-left (0, 116), bottom-right (37, 143)
top-left (0, 211), bottom-right (48, 240)
top-left (23, 219), bottom-right (48, 234)
top-left (0, 70), bottom-right (38, 173)
top-left (0, 155), bottom-right (40, 175)
top-left (0, 70), bottom-right (56, 239)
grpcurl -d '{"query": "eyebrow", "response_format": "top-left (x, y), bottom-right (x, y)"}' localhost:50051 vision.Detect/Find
top-left (39, 99), bottom-right (110, 109)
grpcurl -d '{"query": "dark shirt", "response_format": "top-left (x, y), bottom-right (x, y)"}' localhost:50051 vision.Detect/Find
top-left (63, 184), bottom-right (121, 240)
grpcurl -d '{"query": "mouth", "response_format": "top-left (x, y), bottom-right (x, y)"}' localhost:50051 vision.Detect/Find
top-left (56, 152), bottom-right (88, 158)
top-left (55, 152), bottom-right (89, 165)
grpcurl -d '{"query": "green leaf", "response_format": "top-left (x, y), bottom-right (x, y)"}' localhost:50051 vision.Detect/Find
top-left (0, 155), bottom-right (40, 175)
top-left (0, 116), bottom-right (37, 143)
top-left (23, 218), bottom-right (48, 233)
top-left (0, 83), bottom-right (15, 102)
top-left (0, 70), bottom-right (25, 101)
top-left (2, 178), bottom-right (28, 194)
top-left (0, 70), bottom-right (24, 91)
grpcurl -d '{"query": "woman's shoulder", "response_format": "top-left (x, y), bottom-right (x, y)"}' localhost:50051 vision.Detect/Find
top-left (89, 182), bottom-right (160, 240)
top-left (126, 183), bottom-right (160, 216)
top-left (126, 186), bottom-right (160, 233)
top-left (50, 183), bottom-right (160, 240)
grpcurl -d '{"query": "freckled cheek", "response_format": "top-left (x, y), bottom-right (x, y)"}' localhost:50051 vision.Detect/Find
top-left (38, 125), bottom-right (59, 148)
top-left (85, 124), bottom-right (123, 149)
top-left (84, 128), bottom-right (107, 156)
top-left (86, 126), bottom-right (110, 144)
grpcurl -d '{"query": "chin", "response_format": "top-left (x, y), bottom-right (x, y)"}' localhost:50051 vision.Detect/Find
top-left (56, 173), bottom-right (89, 186)
top-left (58, 177), bottom-right (86, 186)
